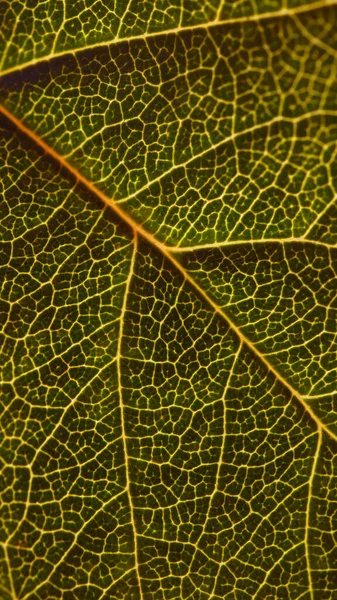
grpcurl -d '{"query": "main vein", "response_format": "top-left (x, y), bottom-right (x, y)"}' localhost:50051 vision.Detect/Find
top-left (1, 102), bottom-right (335, 445)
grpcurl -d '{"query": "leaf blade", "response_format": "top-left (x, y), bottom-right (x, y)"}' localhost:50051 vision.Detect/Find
top-left (1, 2), bottom-right (337, 598)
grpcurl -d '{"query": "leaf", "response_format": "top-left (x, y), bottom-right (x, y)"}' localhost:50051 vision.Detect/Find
top-left (1, 1), bottom-right (337, 598)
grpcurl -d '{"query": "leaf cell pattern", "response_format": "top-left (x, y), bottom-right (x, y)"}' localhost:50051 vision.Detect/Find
top-left (1, 1), bottom-right (337, 599)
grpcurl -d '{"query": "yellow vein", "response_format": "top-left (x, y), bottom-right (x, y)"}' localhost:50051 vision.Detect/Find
top-left (199, 342), bottom-right (242, 600)
top-left (1, 103), bottom-right (336, 444)
top-left (199, 341), bottom-right (242, 537)
top-left (252, 540), bottom-right (307, 599)
top-left (1, 543), bottom-right (16, 600)
top-left (1, 0), bottom-right (336, 78)
top-left (303, 192), bottom-right (337, 238)
top-left (293, 12), bottom-right (337, 57)
top-left (0, 104), bottom-right (168, 255)
top-left (302, 391), bottom-right (337, 398)
top-left (1, 541), bottom-right (16, 600)
top-left (116, 231), bottom-right (144, 599)
top-left (305, 426), bottom-right (322, 600)
top-left (117, 110), bottom-right (337, 206)
top-left (19, 489), bottom-right (128, 600)
top-left (168, 237), bottom-right (337, 252)
top-left (0, 583), bottom-right (13, 600)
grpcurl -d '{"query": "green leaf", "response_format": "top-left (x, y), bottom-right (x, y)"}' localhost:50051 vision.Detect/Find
top-left (1, 1), bottom-right (337, 598)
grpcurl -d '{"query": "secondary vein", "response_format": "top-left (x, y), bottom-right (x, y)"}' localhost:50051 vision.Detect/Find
top-left (1, 102), bottom-right (335, 444)
top-left (0, 0), bottom-right (336, 78)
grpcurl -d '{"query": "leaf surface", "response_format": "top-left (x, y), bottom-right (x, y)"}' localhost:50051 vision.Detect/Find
top-left (1, 1), bottom-right (337, 599)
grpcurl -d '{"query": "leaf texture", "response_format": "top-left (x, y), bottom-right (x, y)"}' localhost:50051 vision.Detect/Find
top-left (1, 1), bottom-right (337, 599)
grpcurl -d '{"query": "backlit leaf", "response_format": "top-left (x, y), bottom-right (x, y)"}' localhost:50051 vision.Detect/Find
top-left (1, 1), bottom-right (337, 598)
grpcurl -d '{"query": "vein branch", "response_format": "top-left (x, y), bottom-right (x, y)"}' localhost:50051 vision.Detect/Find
top-left (1, 0), bottom-right (336, 78)
top-left (305, 426), bottom-right (322, 600)
top-left (116, 232), bottom-right (144, 598)
top-left (168, 237), bottom-right (337, 252)
top-left (1, 102), bottom-right (335, 444)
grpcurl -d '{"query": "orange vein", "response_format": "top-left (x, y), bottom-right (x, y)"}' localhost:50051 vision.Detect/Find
top-left (1, 102), bottom-right (335, 443)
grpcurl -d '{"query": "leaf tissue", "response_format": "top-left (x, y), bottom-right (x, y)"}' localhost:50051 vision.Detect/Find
top-left (1, 1), bottom-right (337, 598)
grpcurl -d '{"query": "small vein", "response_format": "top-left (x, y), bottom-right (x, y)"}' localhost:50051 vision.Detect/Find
top-left (0, 0), bottom-right (336, 78)
top-left (18, 490), bottom-right (128, 600)
top-left (0, 543), bottom-right (15, 600)
top-left (251, 540), bottom-right (308, 599)
top-left (1, 103), bottom-right (336, 445)
top-left (302, 192), bottom-right (337, 238)
top-left (116, 110), bottom-right (337, 206)
top-left (197, 342), bottom-right (242, 599)
top-left (0, 104), bottom-right (168, 256)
